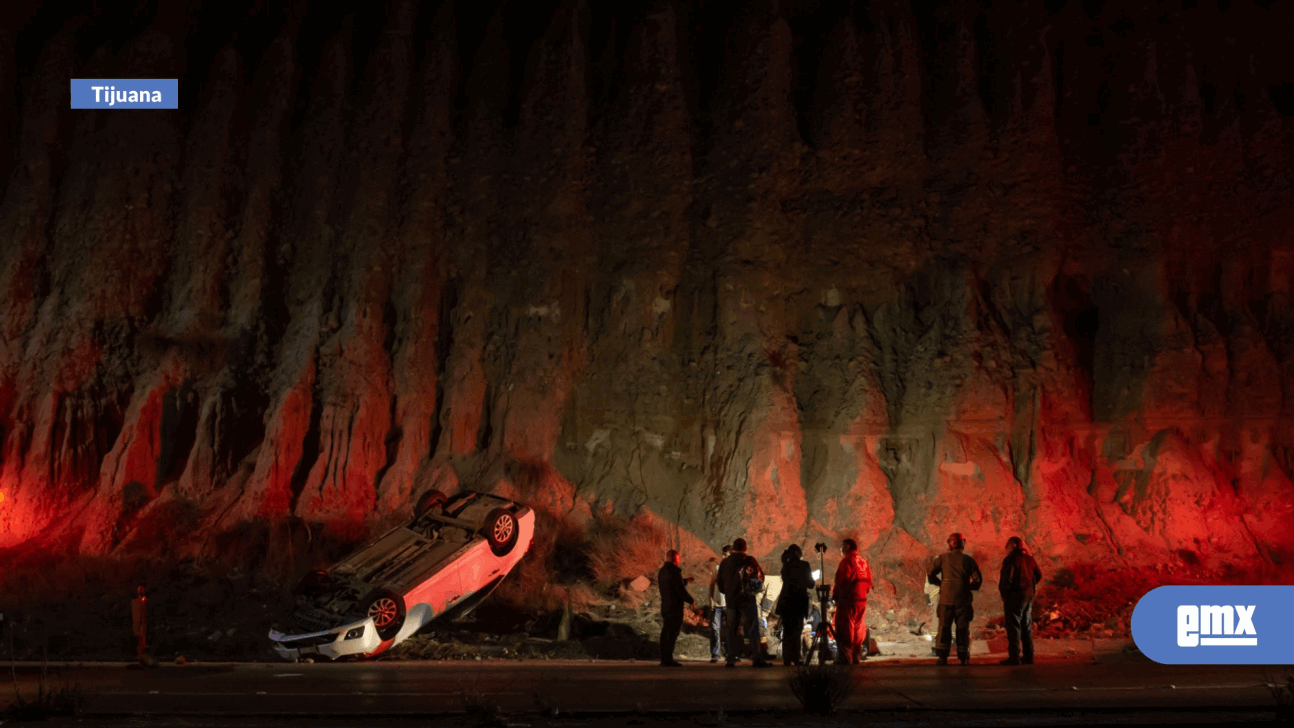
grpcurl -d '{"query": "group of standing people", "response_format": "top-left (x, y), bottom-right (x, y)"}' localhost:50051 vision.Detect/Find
top-left (923, 532), bottom-right (1042, 666)
top-left (774, 540), bottom-right (874, 666)
top-left (658, 537), bottom-right (873, 667)
top-left (657, 532), bottom-right (1041, 668)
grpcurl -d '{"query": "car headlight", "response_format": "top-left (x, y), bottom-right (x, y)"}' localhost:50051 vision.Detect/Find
top-left (344, 626), bottom-right (365, 640)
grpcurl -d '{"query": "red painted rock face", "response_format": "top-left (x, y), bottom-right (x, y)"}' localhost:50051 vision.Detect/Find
top-left (1, 0), bottom-right (1292, 623)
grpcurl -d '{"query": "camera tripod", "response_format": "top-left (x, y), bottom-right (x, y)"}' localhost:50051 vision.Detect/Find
top-left (806, 585), bottom-right (836, 665)
top-left (806, 544), bottom-right (836, 665)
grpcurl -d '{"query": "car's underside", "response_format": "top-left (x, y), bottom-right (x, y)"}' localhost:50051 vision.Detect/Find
top-left (268, 491), bottom-right (529, 660)
top-left (274, 571), bottom-right (371, 636)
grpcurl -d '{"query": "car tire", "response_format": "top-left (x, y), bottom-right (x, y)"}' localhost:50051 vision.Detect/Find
top-left (414, 489), bottom-right (448, 517)
top-left (482, 509), bottom-right (519, 556)
top-left (363, 588), bottom-right (407, 641)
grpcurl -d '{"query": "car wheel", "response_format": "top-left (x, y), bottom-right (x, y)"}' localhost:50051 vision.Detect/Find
top-left (414, 489), bottom-right (448, 517)
top-left (364, 589), bottom-right (407, 641)
top-left (482, 509), bottom-right (519, 556)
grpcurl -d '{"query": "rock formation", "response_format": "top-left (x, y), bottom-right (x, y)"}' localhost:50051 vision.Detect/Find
top-left (1, 0), bottom-right (1292, 621)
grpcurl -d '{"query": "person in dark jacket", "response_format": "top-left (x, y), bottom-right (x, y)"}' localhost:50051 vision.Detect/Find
top-left (657, 549), bottom-right (695, 667)
top-left (833, 539), bottom-right (873, 665)
top-left (717, 538), bottom-right (770, 668)
top-left (776, 544), bottom-right (814, 665)
top-left (928, 532), bottom-right (983, 666)
top-left (998, 536), bottom-right (1042, 665)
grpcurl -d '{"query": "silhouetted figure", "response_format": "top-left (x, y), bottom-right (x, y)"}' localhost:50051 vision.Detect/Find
top-left (718, 538), bottom-right (770, 668)
top-left (832, 539), bottom-right (873, 664)
top-left (777, 544), bottom-right (814, 665)
top-left (708, 544), bottom-right (731, 663)
top-left (131, 586), bottom-right (147, 664)
top-left (928, 532), bottom-right (982, 666)
top-left (657, 549), bottom-right (694, 667)
top-left (998, 536), bottom-right (1042, 665)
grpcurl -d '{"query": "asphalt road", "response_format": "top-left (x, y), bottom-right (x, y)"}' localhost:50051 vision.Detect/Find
top-left (5, 659), bottom-right (1281, 715)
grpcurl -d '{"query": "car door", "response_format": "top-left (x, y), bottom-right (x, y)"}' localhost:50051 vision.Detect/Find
top-left (403, 533), bottom-right (471, 617)
top-left (455, 533), bottom-right (502, 599)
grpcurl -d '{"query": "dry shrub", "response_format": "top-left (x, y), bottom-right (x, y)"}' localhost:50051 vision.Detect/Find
top-left (3, 682), bottom-right (90, 721)
top-left (208, 517), bottom-right (367, 587)
top-left (788, 663), bottom-right (854, 715)
top-left (5, 623), bottom-right (92, 720)
top-left (490, 504), bottom-right (666, 611)
top-left (488, 504), bottom-right (599, 613)
top-left (1032, 561), bottom-right (1294, 636)
top-left (0, 539), bottom-right (314, 661)
top-left (533, 692), bottom-right (561, 718)
top-left (459, 686), bottom-right (505, 727)
top-left (0, 552), bottom-right (165, 658)
top-left (494, 559), bottom-right (596, 614)
top-left (1033, 562), bottom-right (1180, 636)
top-left (1266, 668), bottom-right (1294, 720)
top-left (586, 513), bottom-right (667, 584)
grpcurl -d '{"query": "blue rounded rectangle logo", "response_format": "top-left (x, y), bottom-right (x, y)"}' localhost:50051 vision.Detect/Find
top-left (1131, 585), bottom-right (1294, 664)
top-left (71, 79), bottom-right (178, 109)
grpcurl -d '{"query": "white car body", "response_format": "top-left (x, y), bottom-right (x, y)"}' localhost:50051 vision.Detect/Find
top-left (269, 491), bottom-right (535, 661)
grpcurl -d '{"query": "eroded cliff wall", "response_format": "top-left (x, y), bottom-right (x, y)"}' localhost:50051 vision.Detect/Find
top-left (2, 0), bottom-right (1293, 618)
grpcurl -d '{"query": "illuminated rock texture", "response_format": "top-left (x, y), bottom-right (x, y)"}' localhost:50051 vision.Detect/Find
top-left (1, 0), bottom-right (1293, 620)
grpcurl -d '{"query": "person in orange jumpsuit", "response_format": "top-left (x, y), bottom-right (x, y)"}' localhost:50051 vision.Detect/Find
top-left (831, 539), bottom-right (872, 664)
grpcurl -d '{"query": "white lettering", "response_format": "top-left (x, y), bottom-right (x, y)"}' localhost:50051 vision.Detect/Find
top-left (1202, 605), bottom-right (1234, 636)
top-left (151, 90), bottom-right (161, 103)
top-left (1180, 604), bottom-right (1258, 646)
top-left (127, 90), bottom-right (138, 103)
top-left (1177, 605), bottom-right (1199, 647)
top-left (92, 86), bottom-right (104, 102)
top-left (1235, 605), bottom-right (1256, 636)
top-left (114, 90), bottom-right (126, 105)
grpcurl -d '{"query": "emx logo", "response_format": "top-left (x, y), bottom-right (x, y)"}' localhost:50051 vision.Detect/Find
top-left (1177, 605), bottom-right (1256, 646)
top-left (1133, 586), bottom-right (1293, 664)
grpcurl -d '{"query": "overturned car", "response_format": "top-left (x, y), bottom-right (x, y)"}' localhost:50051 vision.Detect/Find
top-left (268, 490), bottom-right (535, 661)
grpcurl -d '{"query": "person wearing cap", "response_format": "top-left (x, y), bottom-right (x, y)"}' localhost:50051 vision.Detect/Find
top-left (657, 549), bottom-right (695, 667)
top-left (717, 538), bottom-right (770, 668)
top-left (998, 536), bottom-right (1042, 665)
top-left (832, 539), bottom-right (873, 665)
top-left (707, 545), bottom-right (731, 663)
top-left (927, 532), bottom-right (983, 666)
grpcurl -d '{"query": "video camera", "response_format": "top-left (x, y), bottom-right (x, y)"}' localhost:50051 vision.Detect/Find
top-left (812, 545), bottom-right (832, 601)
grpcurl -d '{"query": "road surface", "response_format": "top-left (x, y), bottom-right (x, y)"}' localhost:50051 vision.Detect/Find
top-left (5, 659), bottom-right (1282, 715)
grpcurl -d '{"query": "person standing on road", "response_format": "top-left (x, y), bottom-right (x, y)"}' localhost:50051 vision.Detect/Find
top-left (707, 544), bottom-right (731, 663)
top-left (832, 539), bottom-right (873, 665)
top-left (718, 538), bottom-right (771, 668)
top-left (928, 532), bottom-right (983, 666)
top-left (776, 544), bottom-right (814, 665)
top-left (657, 549), bottom-right (695, 667)
top-left (998, 536), bottom-right (1042, 666)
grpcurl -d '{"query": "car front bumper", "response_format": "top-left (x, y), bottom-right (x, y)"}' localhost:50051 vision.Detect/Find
top-left (269, 618), bottom-right (381, 661)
